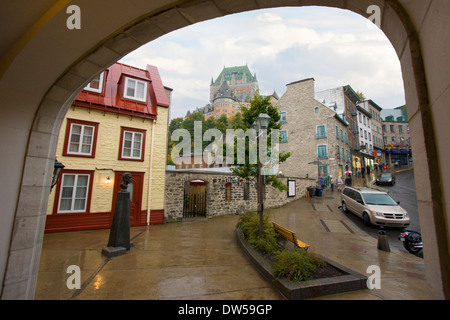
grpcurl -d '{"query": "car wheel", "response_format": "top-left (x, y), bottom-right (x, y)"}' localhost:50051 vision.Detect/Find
top-left (342, 201), bottom-right (349, 213)
top-left (363, 212), bottom-right (371, 226)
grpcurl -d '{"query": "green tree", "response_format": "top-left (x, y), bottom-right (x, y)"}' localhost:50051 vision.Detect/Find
top-left (216, 114), bottom-right (229, 132)
top-left (167, 117), bottom-right (184, 165)
top-left (230, 91), bottom-right (291, 191)
top-left (355, 90), bottom-right (366, 101)
top-left (229, 112), bottom-right (245, 129)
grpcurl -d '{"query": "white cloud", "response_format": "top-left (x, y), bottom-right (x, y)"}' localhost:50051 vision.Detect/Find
top-left (120, 6), bottom-right (405, 119)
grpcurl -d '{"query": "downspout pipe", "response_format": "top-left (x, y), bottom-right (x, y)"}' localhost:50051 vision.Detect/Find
top-left (147, 119), bottom-right (156, 226)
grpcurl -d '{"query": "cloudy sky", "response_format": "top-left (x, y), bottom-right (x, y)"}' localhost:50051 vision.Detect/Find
top-left (119, 6), bottom-right (405, 120)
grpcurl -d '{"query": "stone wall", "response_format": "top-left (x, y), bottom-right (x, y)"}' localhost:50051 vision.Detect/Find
top-left (277, 78), bottom-right (351, 181)
top-left (164, 169), bottom-right (315, 221)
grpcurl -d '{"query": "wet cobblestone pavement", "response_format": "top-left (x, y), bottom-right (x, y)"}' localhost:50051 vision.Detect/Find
top-left (36, 186), bottom-right (431, 300)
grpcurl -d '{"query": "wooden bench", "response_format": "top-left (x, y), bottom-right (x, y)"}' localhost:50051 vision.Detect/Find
top-left (272, 222), bottom-right (310, 251)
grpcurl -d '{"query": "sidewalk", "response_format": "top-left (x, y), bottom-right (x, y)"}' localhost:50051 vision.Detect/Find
top-left (267, 184), bottom-right (431, 300)
top-left (35, 166), bottom-right (431, 300)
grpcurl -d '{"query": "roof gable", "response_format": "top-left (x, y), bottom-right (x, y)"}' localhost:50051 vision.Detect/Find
top-left (74, 62), bottom-right (169, 119)
top-left (213, 81), bottom-right (236, 101)
top-left (212, 65), bottom-right (257, 86)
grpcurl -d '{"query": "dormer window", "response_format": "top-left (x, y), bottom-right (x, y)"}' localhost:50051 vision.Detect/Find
top-left (124, 77), bottom-right (147, 102)
top-left (84, 72), bottom-right (104, 93)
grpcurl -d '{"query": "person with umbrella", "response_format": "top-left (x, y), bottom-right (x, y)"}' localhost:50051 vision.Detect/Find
top-left (344, 171), bottom-right (352, 186)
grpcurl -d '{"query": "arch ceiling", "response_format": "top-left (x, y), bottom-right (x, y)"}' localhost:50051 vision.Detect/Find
top-left (0, 0), bottom-right (448, 299)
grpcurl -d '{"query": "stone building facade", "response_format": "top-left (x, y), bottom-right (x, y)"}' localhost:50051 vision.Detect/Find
top-left (210, 65), bottom-right (259, 104)
top-left (208, 81), bottom-right (241, 119)
top-left (365, 100), bottom-right (385, 164)
top-left (355, 101), bottom-right (375, 170)
top-left (315, 85), bottom-right (361, 171)
top-left (276, 78), bottom-right (351, 182)
top-left (381, 106), bottom-right (412, 166)
top-left (164, 169), bottom-right (314, 221)
top-left (45, 63), bottom-right (170, 232)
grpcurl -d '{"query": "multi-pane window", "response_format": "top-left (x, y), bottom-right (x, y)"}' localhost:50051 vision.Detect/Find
top-left (64, 119), bottom-right (98, 158)
top-left (317, 125), bottom-right (326, 139)
top-left (319, 165), bottom-right (328, 177)
top-left (58, 173), bottom-right (90, 213)
top-left (69, 124), bottom-right (94, 154)
top-left (124, 77), bottom-right (147, 102)
top-left (279, 112), bottom-right (287, 123)
top-left (123, 131), bottom-right (142, 158)
top-left (84, 72), bottom-right (104, 93)
top-left (280, 130), bottom-right (288, 143)
top-left (119, 127), bottom-right (146, 161)
top-left (318, 145), bottom-right (327, 158)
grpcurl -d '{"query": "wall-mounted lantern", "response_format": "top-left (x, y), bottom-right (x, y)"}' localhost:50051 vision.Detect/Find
top-left (51, 159), bottom-right (65, 190)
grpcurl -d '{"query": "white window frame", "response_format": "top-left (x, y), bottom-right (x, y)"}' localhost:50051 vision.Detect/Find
top-left (58, 173), bottom-right (90, 213)
top-left (121, 130), bottom-right (144, 159)
top-left (124, 77), bottom-right (147, 102)
top-left (67, 123), bottom-right (95, 156)
top-left (84, 72), bottom-right (104, 93)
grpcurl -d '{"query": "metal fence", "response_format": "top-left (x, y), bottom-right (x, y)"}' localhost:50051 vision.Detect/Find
top-left (183, 191), bottom-right (206, 218)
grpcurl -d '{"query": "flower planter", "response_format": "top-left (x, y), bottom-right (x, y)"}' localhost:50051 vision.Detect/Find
top-left (235, 228), bottom-right (368, 299)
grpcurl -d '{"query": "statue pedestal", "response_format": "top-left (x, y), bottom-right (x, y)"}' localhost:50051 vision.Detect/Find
top-left (102, 246), bottom-right (126, 258)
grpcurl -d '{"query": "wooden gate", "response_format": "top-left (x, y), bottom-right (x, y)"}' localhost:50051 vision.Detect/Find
top-left (183, 180), bottom-right (206, 218)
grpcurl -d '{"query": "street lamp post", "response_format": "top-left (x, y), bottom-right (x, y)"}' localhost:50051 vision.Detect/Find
top-left (252, 113), bottom-right (271, 236)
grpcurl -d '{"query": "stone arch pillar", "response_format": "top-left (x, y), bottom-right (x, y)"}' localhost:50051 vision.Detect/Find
top-left (1, 0), bottom-right (448, 299)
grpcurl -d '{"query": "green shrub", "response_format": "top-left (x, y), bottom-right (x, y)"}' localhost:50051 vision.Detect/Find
top-left (272, 248), bottom-right (326, 282)
top-left (237, 211), bottom-right (280, 255)
top-left (238, 211), bottom-right (327, 282)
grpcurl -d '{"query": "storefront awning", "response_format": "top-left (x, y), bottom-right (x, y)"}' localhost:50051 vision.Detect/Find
top-left (385, 149), bottom-right (412, 155)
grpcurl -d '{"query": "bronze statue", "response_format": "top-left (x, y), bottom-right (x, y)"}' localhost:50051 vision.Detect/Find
top-left (104, 172), bottom-right (132, 255)
top-left (120, 172), bottom-right (132, 191)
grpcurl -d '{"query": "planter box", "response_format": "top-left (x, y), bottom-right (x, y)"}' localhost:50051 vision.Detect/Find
top-left (235, 228), bottom-right (368, 300)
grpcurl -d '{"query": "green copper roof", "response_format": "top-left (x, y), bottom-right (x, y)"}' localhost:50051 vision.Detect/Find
top-left (212, 65), bottom-right (257, 86)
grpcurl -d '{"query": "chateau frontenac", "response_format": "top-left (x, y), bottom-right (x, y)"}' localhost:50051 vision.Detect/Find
top-left (193, 64), bottom-right (259, 119)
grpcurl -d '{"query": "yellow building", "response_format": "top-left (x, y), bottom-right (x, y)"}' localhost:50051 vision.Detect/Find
top-left (45, 63), bottom-right (170, 232)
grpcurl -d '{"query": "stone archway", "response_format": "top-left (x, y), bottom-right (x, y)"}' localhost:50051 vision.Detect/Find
top-left (1, 0), bottom-right (448, 299)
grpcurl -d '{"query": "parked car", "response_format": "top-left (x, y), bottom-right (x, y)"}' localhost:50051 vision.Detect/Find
top-left (341, 186), bottom-right (410, 228)
top-left (375, 173), bottom-right (396, 186)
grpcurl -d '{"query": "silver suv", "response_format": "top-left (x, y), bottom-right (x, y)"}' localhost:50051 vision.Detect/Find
top-left (341, 186), bottom-right (410, 228)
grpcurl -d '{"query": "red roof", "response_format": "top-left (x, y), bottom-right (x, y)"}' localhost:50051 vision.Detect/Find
top-left (74, 62), bottom-right (169, 119)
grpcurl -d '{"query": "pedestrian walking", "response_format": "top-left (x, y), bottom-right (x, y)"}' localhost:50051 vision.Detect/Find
top-left (337, 176), bottom-right (343, 192)
top-left (345, 173), bottom-right (352, 186)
